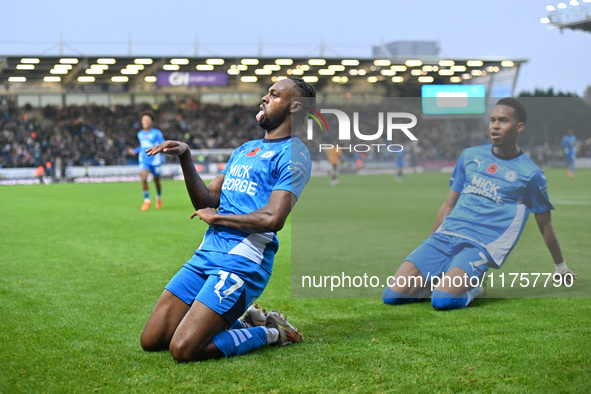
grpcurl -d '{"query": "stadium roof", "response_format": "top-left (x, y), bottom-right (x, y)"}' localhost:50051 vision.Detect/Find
top-left (0, 55), bottom-right (525, 96)
top-left (541, 1), bottom-right (591, 32)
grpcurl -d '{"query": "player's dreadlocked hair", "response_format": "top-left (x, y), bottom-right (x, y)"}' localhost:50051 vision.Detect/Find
top-left (288, 78), bottom-right (316, 110)
top-left (496, 97), bottom-right (527, 124)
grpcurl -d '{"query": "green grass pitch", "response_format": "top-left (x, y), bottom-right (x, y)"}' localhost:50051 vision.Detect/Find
top-left (1, 169), bottom-right (589, 392)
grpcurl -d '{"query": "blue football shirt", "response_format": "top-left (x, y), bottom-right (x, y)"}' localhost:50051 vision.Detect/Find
top-left (134, 128), bottom-right (165, 165)
top-left (197, 136), bottom-right (311, 273)
top-left (436, 144), bottom-right (554, 268)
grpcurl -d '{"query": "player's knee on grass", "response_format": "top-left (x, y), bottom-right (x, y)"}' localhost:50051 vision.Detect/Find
top-left (382, 287), bottom-right (420, 305)
top-left (431, 289), bottom-right (468, 311)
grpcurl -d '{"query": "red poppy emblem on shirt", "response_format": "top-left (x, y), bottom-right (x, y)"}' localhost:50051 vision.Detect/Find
top-left (247, 147), bottom-right (261, 157)
top-left (486, 164), bottom-right (498, 174)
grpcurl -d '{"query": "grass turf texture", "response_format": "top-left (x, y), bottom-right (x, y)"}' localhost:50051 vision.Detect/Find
top-left (0, 169), bottom-right (589, 392)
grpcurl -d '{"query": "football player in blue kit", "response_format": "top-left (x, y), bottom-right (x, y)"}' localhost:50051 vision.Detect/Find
top-left (140, 78), bottom-right (315, 362)
top-left (383, 97), bottom-right (577, 310)
top-left (129, 112), bottom-right (165, 211)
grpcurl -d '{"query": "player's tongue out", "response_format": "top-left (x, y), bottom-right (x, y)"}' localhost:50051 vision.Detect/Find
top-left (256, 110), bottom-right (264, 122)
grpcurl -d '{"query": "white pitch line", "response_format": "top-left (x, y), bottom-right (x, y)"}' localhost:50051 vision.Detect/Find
top-left (553, 200), bottom-right (591, 206)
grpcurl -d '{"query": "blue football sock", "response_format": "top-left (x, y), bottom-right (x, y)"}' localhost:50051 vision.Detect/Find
top-left (212, 327), bottom-right (268, 358)
top-left (143, 191), bottom-right (150, 200)
top-left (229, 319), bottom-right (246, 330)
top-left (431, 289), bottom-right (475, 310)
top-left (382, 287), bottom-right (421, 305)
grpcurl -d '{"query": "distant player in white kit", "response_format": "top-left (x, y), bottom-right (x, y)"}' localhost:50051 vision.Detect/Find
top-left (383, 98), bottom-right (577, 310)
top-left (140, 78), bottom-right (315, 361)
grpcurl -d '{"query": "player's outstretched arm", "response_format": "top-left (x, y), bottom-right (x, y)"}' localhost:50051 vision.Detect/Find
top-left (147, 140), bottom-right (221, 209)
top-left (534, 210), bottom-right (578, 283)
top-left (431, 190), bottom-right (460, 233)
top-left (191, 190), bottom-right (295, 233)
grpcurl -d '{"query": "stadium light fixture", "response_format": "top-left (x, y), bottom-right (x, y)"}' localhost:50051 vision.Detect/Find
top-left (418, 76), bottom-right (434, 83)
top-left (471, 70), bottom-right (484, 76)
top-left (557, 2), bottom-right (567, 8)
top-left (570, 0), bottom-right (579, 5)
top-left (380, 70), bottom-right (396, 76)
top-left (54, 64), bottom-right (73, 70)
top-left (90, 64), bottom-right (109, 70)
top-left (77, 76), bottom-right (95, 83)
top-left (227, 69), bottom-right (240, 75)
top-left (391, 65), bottom-right (407, 72)
top-left (126, 64), bottom-right (144, 71)
top-left (341, 59), bottom-right (359, 66)
top-left (121, 69), bottom-right (139, 75)
top-left (206, 58), bottom-right (225, 65)
top-left (318, 69), bottom-right (335, 75)
top-left (540, 17), bottom-right (551, 23)
top-left (240, 76), bottom-right (258, 83)
top-left (196, 64), bottom-right (214, 71)
top-left (171, 58), bottom-right (190, 65)
top-left (43, 76), bottom-right (61, 82)
top-left (85, 69), bottom-right (103, 75)
top-left (308, 59), bottom-right (326, 66)
top-left (302, 76), bottom-right (318, 83)
top-left (144, 76), bottom-right (157, 83)
top-left (546, 5), bottom-right (556, 10)
top-left (237, 65), bottom-right (248, 71)
top-left (8, 76), bottom-right (26, 82)
top-left (438, 69), bottom-right (454, 76)
top-left (467, 60), bottom-right (484, 67)
top-left (367, 76), bottom-right (379, 83)
top-left (450, 76), bottom-right (462, 83)
top-left (134, 58), bottom-right (153, 65)
top-left (111, 76), bottom-right (129, 83)
top-left (374, 59), bottom-right (391, 67)
top-left (439, 60), bottom-right (455, 67)
top-left (241, 59), bottom-right (259, 65)
top-left (60, 58), bottom-right (78, 64)
top-left (263, 64), bottom-right (281, 71)
top-left (50, 69), bottom-right (68, 74)
top-left (405, 59), bottom-right (422, 67)
top-left (328, 65), bottom-right (345, 72)
top-left (16, 64), bottom-right (35, 70)
top-left (462, 73), bottom-right (472, 80)
top-left (391, 76), bottom-right (404, 83)
top-left (411, 69), bottom-right (423, 76)
top-left (98, 58), bottom-right (116, 64)
top-left (451, 65), bottom-right (467, 72)
top-left (163, 64), bottom-right (180, 71)
top-left (275, 59), bottom-right (293, 65)
top-left (501, 60), bottom-right (515, 67)
top-left (291, 69), bottom-right (304, 75)
top-left (20, 58), bottom-right (40, 64)
top-left (254, 69), bottom-right (272, 75)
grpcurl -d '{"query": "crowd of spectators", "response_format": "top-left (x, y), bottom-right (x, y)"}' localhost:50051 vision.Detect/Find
top-left (1, 97), bottom-right (587, 173)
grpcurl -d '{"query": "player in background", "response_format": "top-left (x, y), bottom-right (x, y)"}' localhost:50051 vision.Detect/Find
top-left (326, 145), bottom-right (342, 185)
top-left (383, 98), bottom-right (577, 310)
top-left (139, 78), bottom-right (315, 362)
top-left (394, 149), bottom-right (405, 183)
top-left (129, 112), bottom-right (165, 211)
top-left (561, 130), bottom-right (577, 178)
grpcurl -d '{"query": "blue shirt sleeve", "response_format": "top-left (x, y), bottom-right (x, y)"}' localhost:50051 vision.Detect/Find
top-left (525, 171), bottom-right (554, 213)
top-left (449, 150), bottom-right (466, 193)
top-left (273, 143), bottom-right (311, 199)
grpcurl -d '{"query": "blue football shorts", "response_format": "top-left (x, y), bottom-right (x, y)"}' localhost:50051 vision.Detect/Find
top-left (139, 162), bottom-right (161, 177)
top-left (404, 232), bottom-right (491, 282)
top-left (165, 250), bottom-right (271, 325)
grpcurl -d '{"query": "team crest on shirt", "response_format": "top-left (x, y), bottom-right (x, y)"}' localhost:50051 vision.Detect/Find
top-left (260, 150), bottom-right (275, 159)
top-left (246, 147), bottom-right (261, 157)
top-left (504, 170), bottom-right (517, 182)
